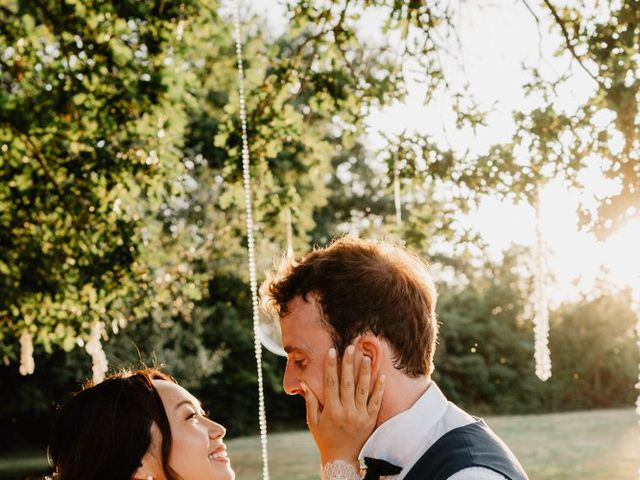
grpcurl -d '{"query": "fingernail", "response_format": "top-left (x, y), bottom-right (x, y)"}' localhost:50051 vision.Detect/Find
top-left (346, 345), bottom-right (355, 355)
top-left (380, 374), bottom-right (386, 383)
top-left (328, 348), bottom-right (336, 358)
top-left (363, 356), bottom-right (371, 365)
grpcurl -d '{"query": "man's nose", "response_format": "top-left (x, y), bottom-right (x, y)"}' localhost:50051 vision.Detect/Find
top-left (282, 364), bottom-right (302, 395)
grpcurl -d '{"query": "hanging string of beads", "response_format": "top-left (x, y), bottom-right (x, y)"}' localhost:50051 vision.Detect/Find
top-left (533, 188), bottom-right (551, 381)
top-left (19, 329), bottom-right (35, 375)
top-left (85, 321), bottom-right (108, 383)
top-left (232, 2), bottom-right (270, 479)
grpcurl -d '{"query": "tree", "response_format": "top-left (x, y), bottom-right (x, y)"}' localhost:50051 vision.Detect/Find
top-left (434, 247), bottom-right (545, 414)
top-left (480, 0), bottom-right (639, 239)
top-left (546, 289), bottom-right (639, 410)
top-left (434, 248), bottom-right (638, 414)
top-left (0, 0), bottom-right (203, 358)
top-left (2, 0), bottom-right (469, 356)
top-left (299, 0), bottom-right (640, 241)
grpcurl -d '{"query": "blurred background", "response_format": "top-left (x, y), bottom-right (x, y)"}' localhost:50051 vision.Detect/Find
top-left (1, 0), bottom-right (639, 478)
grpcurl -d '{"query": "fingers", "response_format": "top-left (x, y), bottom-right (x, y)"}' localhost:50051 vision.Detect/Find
top-left (324, 348), bottom-right (340, 408)
top-left (301, 382), bottom-right (319, 427)
top-left (354, 355), bottom-right (371, 411)
top-left (367, 373), bottom-right (385, 417)
top-left (340, 345), bottom-right (356, 408)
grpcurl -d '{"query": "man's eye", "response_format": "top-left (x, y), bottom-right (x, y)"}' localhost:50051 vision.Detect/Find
top-left (294, 359), bottom-right (306, 368)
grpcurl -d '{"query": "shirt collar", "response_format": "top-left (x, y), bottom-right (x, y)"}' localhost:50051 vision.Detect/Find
top-left (359, 382), bottom-right (448, 471)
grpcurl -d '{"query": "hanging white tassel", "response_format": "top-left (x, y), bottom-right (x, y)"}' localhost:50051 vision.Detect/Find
top-left (19, 329), bottom-right (35, 375)
top-left (85, 322), bottom-right (108, 383)
top-left (533, 189), bottom-right (552, 381)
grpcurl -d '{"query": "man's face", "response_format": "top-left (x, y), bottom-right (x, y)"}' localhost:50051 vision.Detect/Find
top-left (280, 295), bottom-right (334, 405)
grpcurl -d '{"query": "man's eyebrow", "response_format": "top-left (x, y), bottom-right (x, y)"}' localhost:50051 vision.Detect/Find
top-left (284, 345), bottom-right (306, 354)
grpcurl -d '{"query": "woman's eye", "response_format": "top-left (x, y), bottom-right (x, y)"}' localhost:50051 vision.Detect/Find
top-left (187, 412), bottom-right (198, 421)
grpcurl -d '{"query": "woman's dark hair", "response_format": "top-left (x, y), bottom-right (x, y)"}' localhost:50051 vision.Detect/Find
top-left (48, 368), bottom-right (180, 480)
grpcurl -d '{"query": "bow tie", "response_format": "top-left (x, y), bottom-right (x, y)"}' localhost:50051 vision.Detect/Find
top-left (363, 457), bottom-right (402, 480)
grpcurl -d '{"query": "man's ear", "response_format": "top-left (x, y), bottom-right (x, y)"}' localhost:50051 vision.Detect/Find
top-left (356, 333), bottom-right (383, 377)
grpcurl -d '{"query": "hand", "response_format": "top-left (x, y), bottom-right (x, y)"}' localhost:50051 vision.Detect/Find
top-left (302, 345), bottom-right (385, 470)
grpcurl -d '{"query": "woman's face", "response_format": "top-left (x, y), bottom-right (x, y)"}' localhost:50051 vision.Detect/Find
top-left (152, 380), bottom-right (235, 480)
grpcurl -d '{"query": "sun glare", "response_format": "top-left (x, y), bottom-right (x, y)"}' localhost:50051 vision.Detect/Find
top-left (467, 177), bottom-right (636, 303)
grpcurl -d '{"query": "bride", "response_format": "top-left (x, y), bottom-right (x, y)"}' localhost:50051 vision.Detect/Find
top-left (47, 345), bottom-right (384, 480)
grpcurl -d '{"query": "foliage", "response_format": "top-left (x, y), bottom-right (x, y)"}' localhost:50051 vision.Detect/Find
top-left (545, 289), bottom-right (639, 410)
top-left (304, 0), bottom-right (640, 241)
top-left (434, 249), bottom-right (638, 415)
top-left (435, 248), bottom-right (545, 414)
top-left (480, 0), bottom-right (640, 239)
top-left (1, 0), bottom-right (476, 352)
top-left (189, 273), bottom-right (305, 436)
top-left (0, 345), bottom-right (91, 452)
top-left (0, 0), bottom-right (203, 357)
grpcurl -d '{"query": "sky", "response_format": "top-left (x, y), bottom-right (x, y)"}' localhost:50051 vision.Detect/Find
top-left (242, 0), bottom-right (638, 303)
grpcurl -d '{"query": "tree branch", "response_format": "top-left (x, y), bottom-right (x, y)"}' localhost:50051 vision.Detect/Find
top-left (520, 0), bottom-right (544, 62)
top-left (249, 0), bottom-right (353, 127)
top-left (541, 0), bottom-right (604, 88)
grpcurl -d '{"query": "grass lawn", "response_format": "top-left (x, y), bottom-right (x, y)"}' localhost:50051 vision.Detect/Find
top-left (2, 408), bottom-right (638, 480)
top-left (229, 408), bottom-right (640, 480)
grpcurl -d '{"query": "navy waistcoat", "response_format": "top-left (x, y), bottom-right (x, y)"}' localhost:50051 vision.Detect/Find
top-left (403, 419), bottom-right (529, 480)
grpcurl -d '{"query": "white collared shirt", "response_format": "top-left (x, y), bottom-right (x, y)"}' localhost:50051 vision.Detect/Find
top-left (359, 382), bottom-right (507, 480)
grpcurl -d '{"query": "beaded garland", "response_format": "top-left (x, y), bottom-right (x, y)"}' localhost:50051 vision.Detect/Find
top-left (86, 321), bottom-right (108, 383)
top-left (533, 190), bottom-right (552, 381)
top-left (232, 2), bottom-right (271, 479)
top-left (19, 329), bottom-right (35, 376)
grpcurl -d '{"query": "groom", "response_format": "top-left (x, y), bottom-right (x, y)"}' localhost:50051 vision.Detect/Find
top-left (262, 236), bottom-right (528, 480)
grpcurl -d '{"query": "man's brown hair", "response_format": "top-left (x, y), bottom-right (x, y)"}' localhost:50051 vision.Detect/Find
top-left (262, 236), bottom-right (438, 377)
